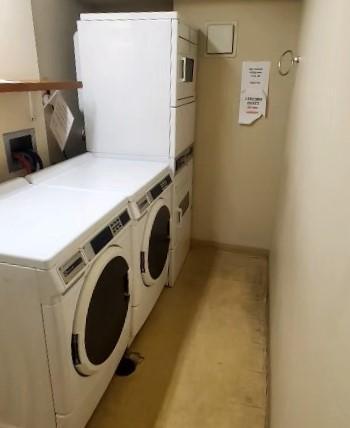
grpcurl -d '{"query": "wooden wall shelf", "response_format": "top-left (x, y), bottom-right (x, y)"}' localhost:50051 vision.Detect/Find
top-left (0, 80), bottom-right (83, 93)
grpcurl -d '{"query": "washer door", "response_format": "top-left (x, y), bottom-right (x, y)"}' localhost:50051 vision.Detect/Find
top-left (72, 246), bottom-right (130, 376)
top-left (141, 199), bottom-right (171, 286)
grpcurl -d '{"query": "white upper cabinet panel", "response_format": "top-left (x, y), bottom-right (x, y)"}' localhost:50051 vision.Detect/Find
top-left (77, 13), bottom-right (197, 158)
top-left (78, 18), bottom-right (172, 159)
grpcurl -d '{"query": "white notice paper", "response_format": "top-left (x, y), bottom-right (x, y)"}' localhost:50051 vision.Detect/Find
top-left (239, 61), bottom-right (271, 125)
top-left (49, 93), bottom-right (74, 150)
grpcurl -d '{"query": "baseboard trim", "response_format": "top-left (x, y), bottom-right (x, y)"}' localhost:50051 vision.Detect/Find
top-left (191, 239), bottom-right (270, 258)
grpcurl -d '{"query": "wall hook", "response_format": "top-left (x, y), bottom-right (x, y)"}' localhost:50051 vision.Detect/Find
top-left (278, 50), bottom-right (301, 76)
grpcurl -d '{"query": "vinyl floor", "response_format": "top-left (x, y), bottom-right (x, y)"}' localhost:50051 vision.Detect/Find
top-left (87, 246), bottom-right (268, 428)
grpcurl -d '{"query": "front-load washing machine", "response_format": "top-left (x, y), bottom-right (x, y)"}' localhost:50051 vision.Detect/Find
top-left (26, 153), bottom-right (173, 341)
top-left (0, 180), bottom-right (133, 428)
top-left (127, 170), bottom-right (172, 340)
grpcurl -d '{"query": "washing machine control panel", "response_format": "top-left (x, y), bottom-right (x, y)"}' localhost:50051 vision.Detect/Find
top-left (148, 174), bottom-right (172, 203)
top-left (110, 209), bottom-right (130, 235)
top-left (59, 251), bottom-right (86, 285)
top-left (135, 175), bottom-right (172, 217)
top-left (137, 195), bottom-right (150, 213)
top-left (83, 209), bottom-right (131, 261)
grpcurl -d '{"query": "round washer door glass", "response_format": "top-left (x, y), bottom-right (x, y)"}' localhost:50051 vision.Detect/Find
top-left (148, 205), bottom-right (171, 280)
top-left (73, 247), bottom-right (130, 375)
top-left (85, 256), bottom-right (129, 365)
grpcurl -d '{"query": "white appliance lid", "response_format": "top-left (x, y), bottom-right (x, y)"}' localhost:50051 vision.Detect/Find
top-left (26, 152), bottom-right (93, 184)
top-left (0, 184), bottom-right (129, 269)
top-left (80, 12), bottom-right (178, 21)
top-left (0, 178), bottom-right (30, 198)
top-left (26, 155), bottom-right (170, 200)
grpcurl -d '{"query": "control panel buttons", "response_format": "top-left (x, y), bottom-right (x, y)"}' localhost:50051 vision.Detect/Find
top-left (110, 217), bottom-right (123, 235)
top-left (83, 209), bottom-right (131, 261)
top-left (149, 174), bottom-right (172, 201)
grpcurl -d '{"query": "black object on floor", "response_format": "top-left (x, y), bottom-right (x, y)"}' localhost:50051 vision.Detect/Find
top-left (116, 357), bottom-right (137, 376)
top-left (116, 352), bottom-right (144, 377)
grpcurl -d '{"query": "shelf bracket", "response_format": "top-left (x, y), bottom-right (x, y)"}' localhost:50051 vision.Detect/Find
top-left (28, 92), bottom-right (35, 121)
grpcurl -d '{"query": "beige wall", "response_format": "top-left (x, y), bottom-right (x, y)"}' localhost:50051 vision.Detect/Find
top-left (270, 0), bottom-right (350, 426)
top-left (0, 0), bottom-right (49, 182)
top-left (175, 0), bottom-right (301, 250)
top-left (31, 0), bottom-right (87, 162)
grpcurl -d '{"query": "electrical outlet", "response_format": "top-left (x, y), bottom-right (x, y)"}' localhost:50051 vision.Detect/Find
top-left (3, 129), bottom-right (37, 172)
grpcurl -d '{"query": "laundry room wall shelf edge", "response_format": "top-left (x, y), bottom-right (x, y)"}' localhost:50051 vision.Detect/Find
top-left (0, 81), bottom-right (82, 93)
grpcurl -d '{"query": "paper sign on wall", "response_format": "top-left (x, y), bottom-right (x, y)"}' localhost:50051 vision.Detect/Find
top-left (239, 61), bottom-right (271, 125)
top-left (49, 92), bottom-right (74, 150)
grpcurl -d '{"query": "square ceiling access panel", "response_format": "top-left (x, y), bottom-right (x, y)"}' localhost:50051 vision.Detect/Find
top-left (206, 22), bottom-right (238, 57)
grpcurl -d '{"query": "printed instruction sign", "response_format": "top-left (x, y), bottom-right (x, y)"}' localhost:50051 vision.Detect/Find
top-left (49, 92), bottom-right (74, 150)
top-left (239, 61), bottom-right (271, 125)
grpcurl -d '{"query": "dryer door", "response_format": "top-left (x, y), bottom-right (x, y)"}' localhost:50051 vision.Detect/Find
top-left (72, 246), bottom-right (130, 376)
top-left (141, 199), bottom-right (171, 287)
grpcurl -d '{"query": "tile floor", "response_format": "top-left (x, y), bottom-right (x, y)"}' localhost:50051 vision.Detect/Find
top-left (88, 246), bottom-right (268, 428)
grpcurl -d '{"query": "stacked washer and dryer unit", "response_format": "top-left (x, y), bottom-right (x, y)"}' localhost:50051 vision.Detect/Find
top-left (75, 12), bottom-right (198, 286)
top-left (0, 12), bottom-right (197, 428)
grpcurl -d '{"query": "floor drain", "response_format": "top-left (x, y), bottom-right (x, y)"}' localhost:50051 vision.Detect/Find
top-left (116, 352), bottom-right (144, 377)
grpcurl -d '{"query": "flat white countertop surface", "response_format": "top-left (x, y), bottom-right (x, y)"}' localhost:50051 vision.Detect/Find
top-left (27, 153), bottom-right (170, 198)
top-left (0, 180), bottom-right (128, 269)
top-left (80, 12), bottom-right (178, 21)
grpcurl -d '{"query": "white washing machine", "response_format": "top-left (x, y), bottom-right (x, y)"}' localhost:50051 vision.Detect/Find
top-left (26, 153), bottom-right (173, 341)
top-left (74, 13), bottom-right (197, 287)
top-left (0, 179), bottom-right (133, 428)
top-left (127, 170), bottom-right (172, 340)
